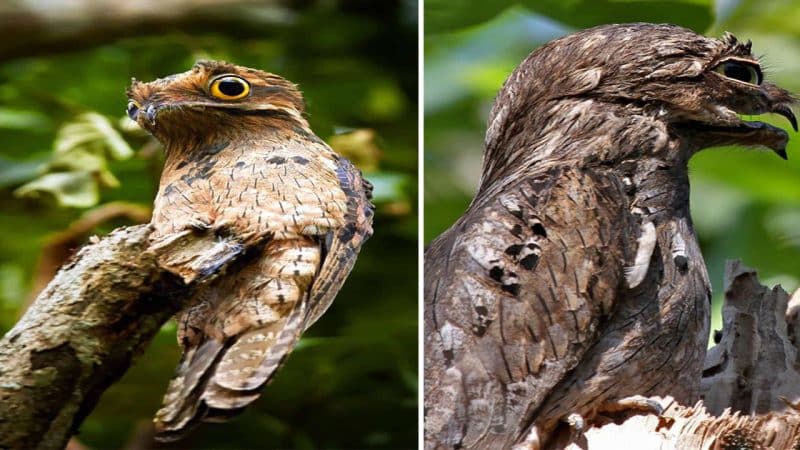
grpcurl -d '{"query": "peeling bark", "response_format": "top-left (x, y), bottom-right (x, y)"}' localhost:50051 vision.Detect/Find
top-left (578, 396), bottom-right (800, 449)
top-left (566, 261), bottom-right (800, 449)
top-left (0, 225), bottom-right (192, 449)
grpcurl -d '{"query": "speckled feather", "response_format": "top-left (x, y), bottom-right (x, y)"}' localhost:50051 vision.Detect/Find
top-left (425, 23), bottom-right (795, 449)
top-left (127, 61), bottom-right (373, 440)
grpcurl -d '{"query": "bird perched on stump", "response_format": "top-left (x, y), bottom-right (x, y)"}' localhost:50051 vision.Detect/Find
top-left (127, 61), bottom-right (373, 440)
top-left (424, 23), bottom-right (796, 449)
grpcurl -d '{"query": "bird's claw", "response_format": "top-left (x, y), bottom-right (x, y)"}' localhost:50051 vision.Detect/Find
top-left (566, 413), bottom-right (585, 432)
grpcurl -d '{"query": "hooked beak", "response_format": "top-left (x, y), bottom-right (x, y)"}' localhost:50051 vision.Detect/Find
top-left (685, 101), bottom-right (796, 159)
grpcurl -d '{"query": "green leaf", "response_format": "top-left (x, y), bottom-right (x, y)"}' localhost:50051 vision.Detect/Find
top-left (426, 0), bottom-right (513, 34)
top-left (55, 112), bottom-right (133, 160)
top-left (0, 108), bottom-right (51, 131)
top-left (14, 171), bottom-right (98, 207)
top-left (0, 157), bottom-right (45, 188)
top-left (426, 0), bottom-right (713, 35)
top-left (367, 171), bottom-right (410, 203)
top-left (521, 0), bottom-right (714, 32)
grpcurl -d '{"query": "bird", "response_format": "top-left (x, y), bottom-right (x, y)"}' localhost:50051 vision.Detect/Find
top-left (126, 60), bottom-right (374, 440)
top-left (424, 23), bottom-right (796, 450)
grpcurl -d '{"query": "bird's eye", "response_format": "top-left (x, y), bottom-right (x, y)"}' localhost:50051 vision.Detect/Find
top-left (126, 101), bottom-right (140, 120)
top-left (714, 61), bottom-right (762, 85)
top-left (210, 75), bottom-right (250, 100)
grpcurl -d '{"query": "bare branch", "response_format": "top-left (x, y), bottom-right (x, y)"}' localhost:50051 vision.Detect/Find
top-left (0, 0), bottom-right (293, 62)
top-left (0, 224), bottom-right (191, 449)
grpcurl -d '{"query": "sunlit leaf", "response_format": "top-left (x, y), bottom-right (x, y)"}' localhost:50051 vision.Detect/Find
top-left (14, 171), bottom-right (98, 207)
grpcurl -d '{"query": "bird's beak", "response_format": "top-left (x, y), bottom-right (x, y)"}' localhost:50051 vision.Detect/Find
top-left (690, 100), bottom-right (796, 159)
top-left (766, 103), bottom-right (797, 160)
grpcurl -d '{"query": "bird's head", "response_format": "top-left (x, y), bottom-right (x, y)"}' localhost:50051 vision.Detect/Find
top-left (483, 23), bottom-right (796, 186)
top-left (127, 60), bottom-right (307, 145)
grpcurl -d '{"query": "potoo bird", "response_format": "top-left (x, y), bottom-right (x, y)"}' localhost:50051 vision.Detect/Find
top-left (127, 61), bottom-right (373, 440)
top-left (424, 23), bottom-right (796, 449)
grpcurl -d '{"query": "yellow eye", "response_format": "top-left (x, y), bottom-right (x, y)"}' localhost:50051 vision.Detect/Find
top-left (210, 75), bottom-right (250, 100)
top-left (714, 61), bottom-right (762, 85)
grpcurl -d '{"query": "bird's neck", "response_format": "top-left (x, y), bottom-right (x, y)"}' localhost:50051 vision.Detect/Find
top-left (478, 99), bottom-right (686, 195)
top-left (157, 117), bottom-right (316, 160)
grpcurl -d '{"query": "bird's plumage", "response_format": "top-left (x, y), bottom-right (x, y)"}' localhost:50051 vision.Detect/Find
top-left (424, 23), bottom-right (795, 449)
top-left (127, 61), bottom-right (373, 440)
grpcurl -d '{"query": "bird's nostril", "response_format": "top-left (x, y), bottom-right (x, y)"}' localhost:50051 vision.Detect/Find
top-left (145, 105), bottom-right (158, 124)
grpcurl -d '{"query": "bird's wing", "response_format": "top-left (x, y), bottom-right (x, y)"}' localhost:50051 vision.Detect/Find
top-left (305, 157), bottom-right (374, 328)
top-left (424, 165), bottom-right (634, 449)
top-left (152, 157), bottom-right (372, 441)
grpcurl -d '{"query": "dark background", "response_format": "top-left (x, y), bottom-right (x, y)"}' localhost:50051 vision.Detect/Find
top-left (0, 0), bottom-right (418, 448)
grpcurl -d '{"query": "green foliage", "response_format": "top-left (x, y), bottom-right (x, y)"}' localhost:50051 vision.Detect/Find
top-left (425, 1), bottom-right (800, 340)
top-left (0, 1), bottom-right (417, 448)
top-left (426, 0), bottom-right (712, 34)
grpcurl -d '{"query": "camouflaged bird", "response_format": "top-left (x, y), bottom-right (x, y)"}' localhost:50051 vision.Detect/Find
top-left (127, 61), bottom-right (373, 440)
top-left (424, 23), bottom-right (796, 450)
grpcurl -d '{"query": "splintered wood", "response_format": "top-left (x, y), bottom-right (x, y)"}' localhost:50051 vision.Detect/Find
top-left (571, 261), bottom-right (800, 450)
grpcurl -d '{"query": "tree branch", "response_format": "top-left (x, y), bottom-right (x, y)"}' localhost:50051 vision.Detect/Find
top-left (0, 224), bottom-right (191, 449)
top-left (0, 0), bottom-right (293, 62)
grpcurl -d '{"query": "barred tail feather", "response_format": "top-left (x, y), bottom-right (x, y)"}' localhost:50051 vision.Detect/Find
top-left (153, 300), bottom-right (307, 441)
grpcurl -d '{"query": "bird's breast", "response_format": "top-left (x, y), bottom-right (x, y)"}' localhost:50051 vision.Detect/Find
top-left (151, 141), bottom-right (348, 243)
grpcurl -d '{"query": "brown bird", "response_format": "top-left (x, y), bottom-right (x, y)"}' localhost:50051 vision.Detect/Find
top-left (127, 61), bottom-right (373, 440)
top-left (424, 23), bottom-right (796, 449)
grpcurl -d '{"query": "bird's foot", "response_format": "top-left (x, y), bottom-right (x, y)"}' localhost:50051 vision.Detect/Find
top-left (600, 395), bottom-right (664, 416)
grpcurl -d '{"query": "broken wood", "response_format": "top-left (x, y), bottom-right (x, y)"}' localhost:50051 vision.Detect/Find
top-left (571, 260), bottom-right (800, 449)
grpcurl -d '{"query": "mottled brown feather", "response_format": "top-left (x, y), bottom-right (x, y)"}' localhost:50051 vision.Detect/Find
top-left (425, 23), bottom-right (794, 449)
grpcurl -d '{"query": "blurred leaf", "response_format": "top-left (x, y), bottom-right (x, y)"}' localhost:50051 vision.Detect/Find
top-left (0, 264), bottom-right (25, 309)
top-left (14, 111), bottom-right (134, 208)
top-left (522, 0), bottom-right (713, 32)
top-left (368, 171), bottom-right (410, 203)
top-left (363, 81), bottom-right (407, 121)
top-left (426, 0), bottom-right (713, 34)
top-left (328, 128), bottom-right (382, 171)
top-left (426, 0), bottom-right (513, 34)
top-left (55, 112), bottom-right (133, 160)
top-left (0, 107), bottom-right (50, 130)
top-left (14, 171), bottom-right (98, 207)
top-left (0, 156), bottom-right (44, 188)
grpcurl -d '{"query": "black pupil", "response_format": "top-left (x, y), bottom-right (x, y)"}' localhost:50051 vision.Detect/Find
top-left (724, 63), bottom-right (754, 83)
top-left (218, 78), bottom-right (245, 97)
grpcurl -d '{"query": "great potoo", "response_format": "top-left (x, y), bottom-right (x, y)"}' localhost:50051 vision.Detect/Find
top-left (127, 61), bottom-right (374, 440)
top-left (424, 23), bottom-right (796, 449)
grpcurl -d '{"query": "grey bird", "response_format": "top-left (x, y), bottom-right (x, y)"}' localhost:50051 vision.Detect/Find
top-left (424, 23), bottom-right (796, 450)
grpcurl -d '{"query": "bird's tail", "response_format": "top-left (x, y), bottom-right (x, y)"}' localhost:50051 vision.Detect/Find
top-left (153, 301), bottom-right (307, 441)
top-left (152, 238), bottom-right (319, 441)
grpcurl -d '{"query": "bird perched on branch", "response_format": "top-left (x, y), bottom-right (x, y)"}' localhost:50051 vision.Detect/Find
top-left (127, 61), bottom-right (373, 440)
top-left (424, 23), bottom-right (796, 449)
